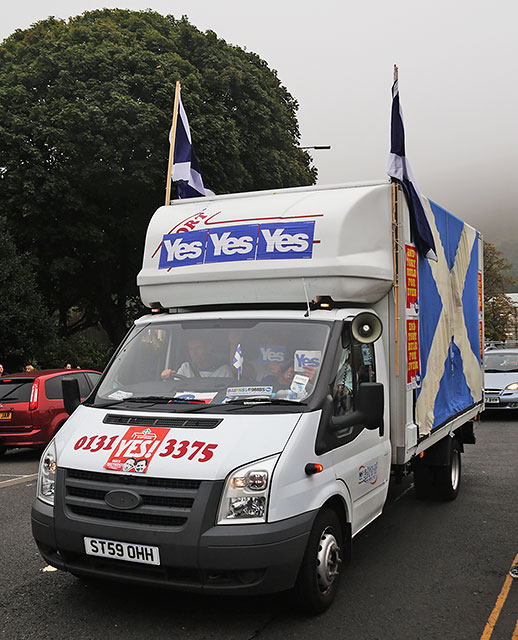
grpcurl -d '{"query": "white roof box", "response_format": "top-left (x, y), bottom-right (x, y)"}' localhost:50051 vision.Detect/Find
top-left (138, 181), bottom-right (394, 309)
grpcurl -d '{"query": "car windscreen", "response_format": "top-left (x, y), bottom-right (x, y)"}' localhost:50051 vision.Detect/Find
top-left (0, 379), bottom-right (34, 403)
top-left (484, 353), bottom-right (518, 372)
top-left (94, 318), bottom-right (331, 408)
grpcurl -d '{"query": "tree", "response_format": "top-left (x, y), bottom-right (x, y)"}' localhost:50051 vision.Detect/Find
top-left (483, 241), bottom-right (516, 342)
top-left (0, 10), bottom-right (316, 346)
top-left (0, 218), bottom-right (56, 371)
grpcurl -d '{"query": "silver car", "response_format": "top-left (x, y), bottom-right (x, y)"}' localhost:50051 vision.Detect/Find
top-left (484, 349), bottom-right (518, 409)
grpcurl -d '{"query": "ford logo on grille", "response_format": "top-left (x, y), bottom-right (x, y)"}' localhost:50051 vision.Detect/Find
top-left (105, 489), bottom-right (142, 510)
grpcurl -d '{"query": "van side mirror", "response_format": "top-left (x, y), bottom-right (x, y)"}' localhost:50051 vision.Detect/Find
top-left (330, 382), bottom-right (384, 434)
top-left (62, 377), bottom-right (81, 416)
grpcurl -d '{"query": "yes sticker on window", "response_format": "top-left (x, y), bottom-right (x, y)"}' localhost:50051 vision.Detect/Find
top-left (258, 345), bottom-right (286, 364)
top-left (294, 350), bottom-right (321, 372)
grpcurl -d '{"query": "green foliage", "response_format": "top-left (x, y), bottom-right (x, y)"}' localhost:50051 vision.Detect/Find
top-left (0, 10), bottom-right (315, 347)
top-left (483, 241), bottom-right (516, 342)
top-left (40, 335), bottom-right (113, 372)
top-left (0, 217), bottom-right (56, 371)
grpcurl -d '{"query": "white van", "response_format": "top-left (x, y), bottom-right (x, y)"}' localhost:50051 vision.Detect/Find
top-left (32, 181), bottom-right (484, 613)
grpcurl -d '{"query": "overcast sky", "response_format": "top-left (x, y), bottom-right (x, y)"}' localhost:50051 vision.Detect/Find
top-left (1, 0), bottom-right (517, 241)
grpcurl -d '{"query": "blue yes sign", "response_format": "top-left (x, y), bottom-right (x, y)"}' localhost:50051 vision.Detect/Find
top-left (159, 221), bottom-right (315, 269)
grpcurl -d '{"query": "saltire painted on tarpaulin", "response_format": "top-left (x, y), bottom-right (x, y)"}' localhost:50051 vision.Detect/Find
top-left (387, 67), bottom-right (437, 261)
top-left (415, 197), bottom-right (482, 436)
top-left (170, 88), bottom-right (214, 199)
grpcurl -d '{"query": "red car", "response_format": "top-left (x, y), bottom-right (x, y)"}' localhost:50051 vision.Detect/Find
top-left (0, 369), bottom-right (102, 456)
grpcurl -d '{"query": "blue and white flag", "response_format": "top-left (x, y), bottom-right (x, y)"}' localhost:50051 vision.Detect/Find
top-left (232, 344), bottom-right (243, 378)
top-left (170, 89), bottom-right (214, 199)
top-left (387, 68), bottom-right (437, 261)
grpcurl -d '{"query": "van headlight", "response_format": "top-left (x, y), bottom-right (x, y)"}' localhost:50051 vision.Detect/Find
top-left (37, 440), bottom-right (57, 506)
top-left (217, 454), bottom-right (279, 524)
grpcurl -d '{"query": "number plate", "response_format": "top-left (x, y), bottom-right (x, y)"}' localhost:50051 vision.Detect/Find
top-left (485, 396), bottom-right (500, 404)
top-left (0, 411), bottom-right (12, 420)
top-left (84, 537), bottom-right (160, 565)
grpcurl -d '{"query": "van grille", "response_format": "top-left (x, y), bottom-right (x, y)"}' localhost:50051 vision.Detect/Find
top-left (64, 468), bottom-right (200, 528)
top-left (67, 468), bottom-right (201, 490)
top-left (103, 414), bottom-right (222, 429)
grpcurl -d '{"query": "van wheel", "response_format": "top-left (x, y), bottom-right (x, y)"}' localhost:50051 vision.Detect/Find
top-left (295, 508), bottom-right (343, 614)
top-left (413, 463), bottom-right (435, 499)
top-left (435, 439), bottom-right (461, 501)
top-left (413, 438), bottom-right (461, 501)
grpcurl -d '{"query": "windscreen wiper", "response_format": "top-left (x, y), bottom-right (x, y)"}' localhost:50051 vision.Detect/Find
top-left (127, 396), bottom-right (206, 405)
top-left (90, 399), bottom-right (127, 409)
top-left (224, 397), bottom-right (307, 407)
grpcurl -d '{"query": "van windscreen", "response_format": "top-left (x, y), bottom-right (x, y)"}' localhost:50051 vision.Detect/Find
top-left (94, 318), bottom-right (332, 408)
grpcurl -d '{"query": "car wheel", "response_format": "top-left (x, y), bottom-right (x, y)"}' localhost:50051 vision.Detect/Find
top-left (294, 507), bottom-right (344, 614)
top-left (0, 446), bottom-right (6, 458)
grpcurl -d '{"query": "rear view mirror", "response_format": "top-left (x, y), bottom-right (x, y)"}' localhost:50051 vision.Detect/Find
top-left (62, 377), bottom-right (81, 416)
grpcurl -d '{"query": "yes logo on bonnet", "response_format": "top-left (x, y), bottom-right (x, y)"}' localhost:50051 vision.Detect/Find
top-left (159, 221), bottom-right (315, 269)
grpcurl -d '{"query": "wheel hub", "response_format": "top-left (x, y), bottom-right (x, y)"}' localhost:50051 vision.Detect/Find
top-left (316, 528), bottom-right (342, 593)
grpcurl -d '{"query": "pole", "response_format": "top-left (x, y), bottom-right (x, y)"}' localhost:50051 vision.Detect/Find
top-left (165, 81), bottom-right (181, 206)
top-left (392, 181), bottom-right (400, 377)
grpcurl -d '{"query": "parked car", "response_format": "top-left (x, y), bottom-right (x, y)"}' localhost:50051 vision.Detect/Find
top-left (0, 369), bottom-right (102, 456)
top-left (484, 349), bottom-right (518, 409)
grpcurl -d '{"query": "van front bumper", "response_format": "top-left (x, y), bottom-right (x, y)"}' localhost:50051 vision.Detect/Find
top-left (32, 480), bottom-right (317, 595)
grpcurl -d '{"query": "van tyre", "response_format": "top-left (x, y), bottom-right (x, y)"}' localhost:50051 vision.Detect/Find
top-left (413, 463), bottom-right (435, 499)
top-left (295, 508), bottom-right (344, 614)
top-left (413, 437), bottom-right (461, 501)
top-left (435, 439), bottom-right (461, 501)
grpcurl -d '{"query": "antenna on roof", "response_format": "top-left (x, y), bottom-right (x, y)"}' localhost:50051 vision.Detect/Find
top-left (302, 279), bottom-right (311, 318)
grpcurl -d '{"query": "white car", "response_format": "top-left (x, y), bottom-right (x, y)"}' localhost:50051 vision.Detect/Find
top-left (484, 349), bottom-right (518, 409)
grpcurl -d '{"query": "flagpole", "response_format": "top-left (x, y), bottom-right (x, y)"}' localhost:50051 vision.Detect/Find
top-left (391, 64), bottom-right (401, 377)
top-left (165, 81), bottom-right (181, 206)
top-left (392, 180), bottom-right (400, 377)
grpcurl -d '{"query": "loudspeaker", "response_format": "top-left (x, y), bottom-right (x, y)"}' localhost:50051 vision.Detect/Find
top-left (351, 312), bottom-right (383, 344)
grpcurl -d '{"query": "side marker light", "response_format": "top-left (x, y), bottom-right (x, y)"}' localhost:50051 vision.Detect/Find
top-left (305, 463), bottom-right (324, 475)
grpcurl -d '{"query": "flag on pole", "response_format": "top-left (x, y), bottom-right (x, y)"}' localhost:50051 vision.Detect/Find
top-left (232, 344), bottom-right (243, 379)
top-left (169, 87), bottom-right (214, 199)
top-left (387, 66), bottom-right (437, 261)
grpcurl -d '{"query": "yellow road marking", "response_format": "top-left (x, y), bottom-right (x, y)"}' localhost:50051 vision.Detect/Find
top-left (480, 552), bottom-right (518, 640)
top-left (512, 615), bottom-right (518, 640)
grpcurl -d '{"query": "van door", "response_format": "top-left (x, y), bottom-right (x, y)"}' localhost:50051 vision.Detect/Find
top-left (324, 324), bottom-right (391, 536)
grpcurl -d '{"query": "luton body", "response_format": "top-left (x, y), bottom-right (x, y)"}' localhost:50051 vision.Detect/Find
top-left (32, 181), bottom-right (484, 612)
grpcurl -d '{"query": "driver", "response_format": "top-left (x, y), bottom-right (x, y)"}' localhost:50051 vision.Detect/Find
top-left (161, 337), bottom-right (233, 379)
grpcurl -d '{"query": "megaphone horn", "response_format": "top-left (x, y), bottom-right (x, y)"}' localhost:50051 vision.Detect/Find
top-left (351, 312), bottom-right (383, 344)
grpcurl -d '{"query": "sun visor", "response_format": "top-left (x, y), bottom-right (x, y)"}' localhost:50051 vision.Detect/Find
top-left (137, 182), bottom-right (394, 309)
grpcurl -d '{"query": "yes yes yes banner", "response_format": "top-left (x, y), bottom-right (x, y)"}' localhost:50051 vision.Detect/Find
top-left (159, 221), bottom-right (315, 269)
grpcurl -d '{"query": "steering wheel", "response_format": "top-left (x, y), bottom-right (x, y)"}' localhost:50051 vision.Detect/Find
top-left (162, 372), bottom-right (188, 381)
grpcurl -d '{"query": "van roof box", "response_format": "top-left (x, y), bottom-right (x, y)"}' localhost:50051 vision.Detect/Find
top-left (138, 181), bottom-right (394, 309)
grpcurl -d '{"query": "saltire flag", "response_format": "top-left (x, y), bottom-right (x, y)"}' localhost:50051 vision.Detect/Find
top-left (232, 344), bottom-right (243, 378)
top-left (170, 88), bottom-right (214, 199)
top-left (387, 67), bottom-right (437, 261)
